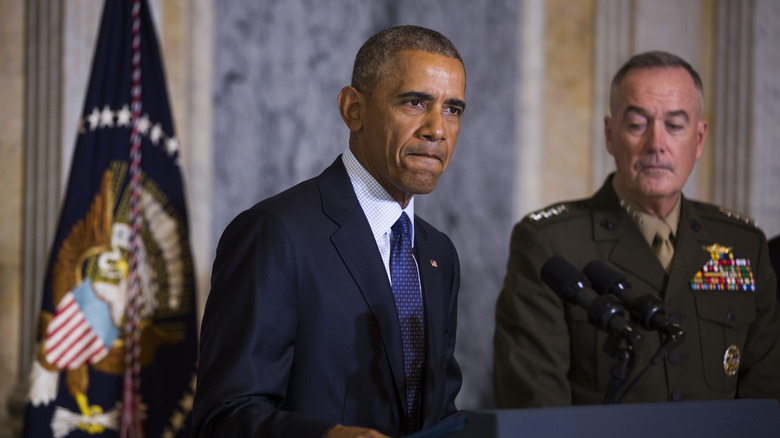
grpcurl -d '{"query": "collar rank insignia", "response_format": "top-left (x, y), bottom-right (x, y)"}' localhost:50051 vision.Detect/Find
top-left (690, 244), bottom-right (756, 291)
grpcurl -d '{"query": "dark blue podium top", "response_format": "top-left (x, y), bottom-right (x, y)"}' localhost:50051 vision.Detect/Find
top-left (410, 399), bottom-right (780, 438)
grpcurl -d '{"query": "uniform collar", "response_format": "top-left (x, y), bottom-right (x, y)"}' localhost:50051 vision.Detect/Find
top-left (612, 175), bottom-right (681, 247)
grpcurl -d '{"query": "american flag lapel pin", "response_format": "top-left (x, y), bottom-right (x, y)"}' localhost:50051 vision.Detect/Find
top-left (430, 260), bottom-right (438, 267)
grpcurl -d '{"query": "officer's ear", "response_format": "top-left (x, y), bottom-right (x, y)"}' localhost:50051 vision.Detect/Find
top-left (604, 115), bottom-right (615, 156)
top-left (338, 86), bottom-right (364, 132)
top-left (694, 119), bottom-right (708, 161)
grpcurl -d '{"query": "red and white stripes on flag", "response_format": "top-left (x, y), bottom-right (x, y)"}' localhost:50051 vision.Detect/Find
top-left (44, 292), bottom-right (109, 370)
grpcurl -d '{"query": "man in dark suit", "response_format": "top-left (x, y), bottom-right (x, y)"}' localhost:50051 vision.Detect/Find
top-left (494, 51), bottom-right (780, 407)
top-left (192, 25), bottom-right (467, 438)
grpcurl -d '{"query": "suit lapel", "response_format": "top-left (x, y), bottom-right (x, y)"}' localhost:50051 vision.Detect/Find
top-left (317, 158), bottom-right (407, 416)
top-left (415, 221), bottom-right (445, 345)
top-left (413, 219), bottom-right (445, 418)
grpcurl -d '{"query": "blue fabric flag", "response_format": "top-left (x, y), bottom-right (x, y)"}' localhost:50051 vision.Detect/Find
top-left (22, 0), bottom-right (197, 437)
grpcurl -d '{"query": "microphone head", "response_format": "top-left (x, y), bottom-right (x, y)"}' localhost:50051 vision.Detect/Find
top-left (540, 256), bottom-right (590, 302)
top-left (583, 260), bottom-right (629, 295)
top-left (541, 256), bottom-right (641, 347)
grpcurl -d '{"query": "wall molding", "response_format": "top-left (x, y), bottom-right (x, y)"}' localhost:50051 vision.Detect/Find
top-left (9, 1), bottom-right (66, 436)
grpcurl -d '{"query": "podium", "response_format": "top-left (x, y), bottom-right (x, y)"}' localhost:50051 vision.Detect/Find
top-left (411, 399), bottom-right (780, 438)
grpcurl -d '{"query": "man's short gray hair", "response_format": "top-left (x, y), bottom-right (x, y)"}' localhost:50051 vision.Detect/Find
top-left (610, 50), bottom-right (704, 116)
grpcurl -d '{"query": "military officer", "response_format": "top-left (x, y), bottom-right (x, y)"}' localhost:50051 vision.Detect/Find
top-left (494, 51), bottom-right (780, 407)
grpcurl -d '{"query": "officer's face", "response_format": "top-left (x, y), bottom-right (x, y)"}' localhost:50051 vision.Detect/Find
top-left (605, 67), bottom-right (708, 213)
top-left (343, 50), bottom-right (466, 207)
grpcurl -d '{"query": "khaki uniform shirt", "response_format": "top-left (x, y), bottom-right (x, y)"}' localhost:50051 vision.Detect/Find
top-left (494, 175), bottom-right (780, 406)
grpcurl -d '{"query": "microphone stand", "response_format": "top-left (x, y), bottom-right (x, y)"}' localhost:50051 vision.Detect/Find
top-left (616, 324), bottom-right (685, 403)
top-left (579, 260), bottom-right (688, 403)
top-left (602, 322), bottom-right (641, 404)
top-left (580, 293), bottom-right (643, 405)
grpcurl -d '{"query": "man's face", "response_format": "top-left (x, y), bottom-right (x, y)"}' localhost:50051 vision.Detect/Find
top-left (605, 67), bottom-right (708, 213)
top-left (350, 50), bottom-right (466, 206)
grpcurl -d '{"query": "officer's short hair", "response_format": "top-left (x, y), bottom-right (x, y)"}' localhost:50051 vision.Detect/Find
top-left (610, 51), bottom-right (704, 116)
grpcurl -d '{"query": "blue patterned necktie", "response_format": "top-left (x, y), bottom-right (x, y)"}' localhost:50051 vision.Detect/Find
top-left (390, 212), bottom-right (424, 433)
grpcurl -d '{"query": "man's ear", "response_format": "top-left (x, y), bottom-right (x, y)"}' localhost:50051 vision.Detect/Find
top-left (338, 86), bottom-right (364, 131)
top-left (694, 119), bottom-right (708, 161)
top-left (604, 115), bottom-right (615, 156)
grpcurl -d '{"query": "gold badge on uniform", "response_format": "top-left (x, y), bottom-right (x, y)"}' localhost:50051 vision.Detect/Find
top-left (690, 244), bottom-right (756, 291)
top-left (723, 344), bottom-right (741, 376)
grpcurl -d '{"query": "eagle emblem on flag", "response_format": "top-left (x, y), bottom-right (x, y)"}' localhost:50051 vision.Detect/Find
top-left (29, 167), bottom-right (192, 436)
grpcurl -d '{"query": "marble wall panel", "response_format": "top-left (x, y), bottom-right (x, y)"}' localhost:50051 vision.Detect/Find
top-left (750, 0), bottom-right (780, 238)
top-left (212, 0), bottom-right (370, 229)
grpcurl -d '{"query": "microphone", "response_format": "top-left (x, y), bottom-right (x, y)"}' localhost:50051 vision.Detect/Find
top-left (582, 260), bottom-right (685, 342)
top-left (541, 256), bottom-right (642, 347)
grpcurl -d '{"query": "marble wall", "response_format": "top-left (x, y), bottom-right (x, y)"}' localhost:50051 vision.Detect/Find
top-left (212, 0), bottom-right (520, 409)
top-left (743, 0), bottom-right (780, 238)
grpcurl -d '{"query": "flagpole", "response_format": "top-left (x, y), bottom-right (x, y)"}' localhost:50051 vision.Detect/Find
top-left (121, 0), bottom-right (145, 436)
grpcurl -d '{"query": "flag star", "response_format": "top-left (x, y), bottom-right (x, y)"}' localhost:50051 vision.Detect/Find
top-left (99, 105), bottom-right (114, 127)
top-left (170, 410), bottom-right (186, 429)
top-left (179, 392), bottom-right (194, 410)
top-left (136, 114), bottom-right (151, 134)
top-left (87, 107), bottom-right (101, 130)
top-left (150, 123), bottom-right (163, 144)
top-left (165, 137), bottom-right (179, 156)
top-left (116, 105), bottom-right (132, 126)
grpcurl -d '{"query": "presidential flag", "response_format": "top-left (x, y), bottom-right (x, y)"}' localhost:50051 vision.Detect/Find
top-left (23, 0), bottom-right (197, 437)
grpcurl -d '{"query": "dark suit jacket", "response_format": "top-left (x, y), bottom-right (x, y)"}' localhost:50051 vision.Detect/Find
top-left (192, 157), bottom-right (462, 437)
top-left (494, 175), bottom-right (780, 407)
top-left (769, 235), bottom-right (780, 302)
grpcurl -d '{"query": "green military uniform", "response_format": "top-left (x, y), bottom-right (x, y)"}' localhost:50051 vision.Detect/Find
top-left (494, 175), bottom-right (780, 407)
